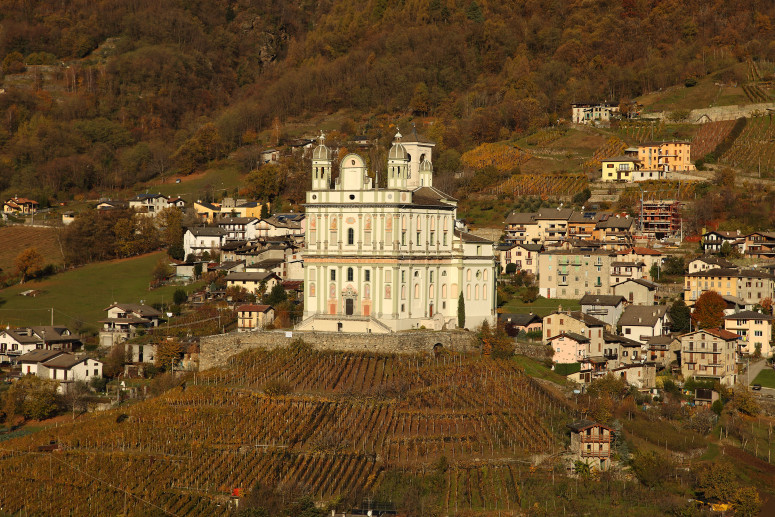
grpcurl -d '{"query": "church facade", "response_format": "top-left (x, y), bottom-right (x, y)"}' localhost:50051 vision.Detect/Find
top-left (296, 131), bottom-right (496, 333)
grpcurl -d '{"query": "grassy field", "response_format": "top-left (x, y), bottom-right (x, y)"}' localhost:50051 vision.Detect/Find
top-left (752, 367), bottom-right (775, 389)
top-left (0, 252), bottom-right (194, 331)
top-left (512, 355), bottom-right (567, 385)
top-left (0, 225), bottom-right (65, 273)
top-left (139, 163), bottom-right (245, 200)
top-left (499, 296), bottom-right (580, 317)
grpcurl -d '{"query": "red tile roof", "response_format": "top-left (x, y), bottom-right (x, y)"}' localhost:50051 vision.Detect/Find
top-left (703, 328), bottom-right (740, 340)
top-left (616, 246), bottom-right (662, 256)
top-left (237, 304), bottom-right (273, 313)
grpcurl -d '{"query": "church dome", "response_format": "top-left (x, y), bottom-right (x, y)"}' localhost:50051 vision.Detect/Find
top-left (313, 144), bottom-right (331, 161)
top-left (419, 158), bottom-right (433, 172)
top-left (313, 130), bottom-right (331, 161)
top-left (388, 131), bottom-right (409, 161)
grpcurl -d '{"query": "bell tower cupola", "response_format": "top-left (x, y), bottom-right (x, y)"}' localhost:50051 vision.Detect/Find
top-left (387, 130), bottom-right (409, 190)
top-left (312, 130), bottom-right (332, 190)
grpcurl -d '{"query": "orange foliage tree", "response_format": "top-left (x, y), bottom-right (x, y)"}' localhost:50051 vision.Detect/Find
top-left (691, 290), bottom-right (726, 329)
top-left (461, 143), bottom-right (530, 172)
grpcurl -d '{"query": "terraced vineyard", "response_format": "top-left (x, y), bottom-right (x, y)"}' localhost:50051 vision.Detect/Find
top-left (0, 347), bottom-right (569, 516)
top-left (490, 173), bottom-right (588, 198)
top-left (690, 120), bottom-right (737, 160)
top-left (582, 136), bottom-right (627, 173)
top-left (720, 115), bottom-right (775, 176)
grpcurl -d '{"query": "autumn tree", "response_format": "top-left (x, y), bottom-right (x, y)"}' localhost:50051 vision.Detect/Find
top-left (2, 376), bottom-right (60, 422)
top-left (758, 297), bottom-right (773, 315)
top-left (732, 487), bottom-right (762, 517)
top-left (152, 257), bottom-right (174, 284)
top-left (15, 247), bottom-right (43, 283)
top-left (103, 344), bottom-right (130, 378)
top-left (691, 290), bottom-right (725, 329)
top-left (156, 339), bottom-right (184, 371)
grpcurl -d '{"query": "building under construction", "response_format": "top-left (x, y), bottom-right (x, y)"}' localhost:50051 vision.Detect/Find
top-left (639, 199), bottom-right (682, 239)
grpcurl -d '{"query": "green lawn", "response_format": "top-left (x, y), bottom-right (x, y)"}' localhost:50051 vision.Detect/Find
top-left (752, 367), bottom-right (775, 389)
top-left (0, 252), bottom-right (196, 331)
top-left (499, 296), bottom-right (580, 317)
top-left (512, 355), bottom-right (567, 385)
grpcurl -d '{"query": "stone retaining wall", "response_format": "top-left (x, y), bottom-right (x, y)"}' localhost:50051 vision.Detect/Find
top-left (199, 330), bottom-right (478, 370)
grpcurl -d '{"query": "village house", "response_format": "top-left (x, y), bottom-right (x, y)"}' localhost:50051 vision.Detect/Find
top-left (600, 156), bottom-right (642, 182)
top-left (549, 332), bottom-right (589, 364)
top-left (688, 256), bottom-right (736, 274)
top-left (570, 357), bottom-right (609, 384)
top-left (3, 196), bottom-right (38, 215)
top-left (217, 217), bottom-right (259, 241)
top-left (723, 311), bottom-right (773, 358)
top-left (612, 278), bottom-right (658, 305)
top-left (538, 250), bottom-right (617, 298)
top-left (193, 201), bottom-right (221, 223)
top-left (615, 247), bottom-right (663, 279)
top-left (0, 326), bottom-right (81, 363)
top-left (567, 211), bottom-right (604, 240)
top-left (580, 294), bottom-right (626, 327)
top-left (167, 197), bottom-right (186, 209)
top-left (645, 334), bottom-right (681, 369)
top-left (220, 197), bottom-right (265, 220)
top-left (261, 148), bottom-right (280, 164)
top-left (503, 212), bottom-right (539, 244)
top-left (498, 313), bottom-right (542, 336)
top-left (680, 328), bottom-right (739, 386)
top-left (543, 311), bottom-right (610, 357)
top-left (605, 332), bottom-right (648, 366)
top-left (237, 304), bottom-right (276, 331)
top-left (255, 213), bottom-right (306, 239)
top-left (743, 231), bottom-right (775, 259)
top-left (618, 305), bottom-right (671, 344)
top-left (632, 168), bottom-right (669, 182)
top-left (225, 271), bottom-right (281, 295)
top-left (637, 141), bottom-right (694, 172)
top-left (593, 215), bottom-right (635, 247)
top-left (571, 102), bottom-right (619, 124)
top-left (567, 420), bottom-right (614, 472)
top-left (18, 350), bottom-right (103, 393)
top-left (496, 242), bottom-right (542, 276)
top-left (95, 200), bottom-right (127, 211)
top-left (610, 363), bottom-right (656, 390)
top-left (610, 260), bottom-right (647, 285)
top-left (684, 267), bottom-right (775, 307)
top-left (128, 193), bottom-right (170, 216)
top-left (701, 230), bottom-right (745, 254)
top-left (98, 303), bottom-right (162, 348)
top-left (535, 207), bottom-right (574, 244)
top-left (183, 227), bottom-right (228, 258)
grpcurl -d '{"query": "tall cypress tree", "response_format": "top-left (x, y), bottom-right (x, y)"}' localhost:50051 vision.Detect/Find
top-left (458, 292), bottom-right (466, 329)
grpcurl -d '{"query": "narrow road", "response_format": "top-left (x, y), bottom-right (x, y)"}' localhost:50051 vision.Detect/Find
top-left (746, 359), bottom-right (768, 386)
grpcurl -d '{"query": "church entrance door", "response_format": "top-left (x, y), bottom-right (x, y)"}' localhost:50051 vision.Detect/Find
top-left (345, 298), bottom-right (354, 316)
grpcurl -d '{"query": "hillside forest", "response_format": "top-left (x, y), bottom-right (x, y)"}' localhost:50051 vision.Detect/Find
top-left (1, 0), bottom-right (775, 204)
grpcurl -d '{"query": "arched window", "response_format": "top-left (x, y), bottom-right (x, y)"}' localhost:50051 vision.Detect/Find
top-left (309, 282), bottom-right (316, 297)
top-left (347, 228), bottom-right (354, 245)
top-left (466, 285), bottom-right (471, 300)
top-left (414, 284), bottom-right (420, 298)
top-left (442, 284), bottom-right (447, 298)
top-left (483, 284), bottom-right (488, 300)
top-left (466, 269), bottom-right (472, 281)
top-left (475, 285), bottom-right (480, 300)
top-left (347, 267), bottom-right (354, 282)
top-left (428, 284), bottom-right (434, 298)
top-left (484, 269), bottom-right (489, 281)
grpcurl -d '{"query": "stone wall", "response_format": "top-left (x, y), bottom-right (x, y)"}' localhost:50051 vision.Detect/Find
top-left (646, 102), bottom-right (775, 123)
top-left (200, 330), bottom-right (478, 370)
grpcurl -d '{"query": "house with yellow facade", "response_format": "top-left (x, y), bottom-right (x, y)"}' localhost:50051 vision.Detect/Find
top-left (636, 141), bottom-right (694, 172)
top-left (724, 310), bottom-right (773, 358)
top-left (600, 156), bottom-right (642, 182)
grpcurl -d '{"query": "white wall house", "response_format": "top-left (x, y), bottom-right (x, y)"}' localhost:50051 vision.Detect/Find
top-left (129, 194), bottom-right (169, 216)
top-left (183, 227), bottom-right (228, 258)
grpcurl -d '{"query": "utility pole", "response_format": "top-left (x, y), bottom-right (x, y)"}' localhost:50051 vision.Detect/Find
top-left (50, 307), bottom-right (54, 326)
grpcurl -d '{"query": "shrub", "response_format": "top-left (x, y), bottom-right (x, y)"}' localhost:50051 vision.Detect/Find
top-left (684, 77), bottom-right (698, 87)
top-left (554, 363), bottom-right (581, 376)
top-left (262, 379), bottom-right (293, 396)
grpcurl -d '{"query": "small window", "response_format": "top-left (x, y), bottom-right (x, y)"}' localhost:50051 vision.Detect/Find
top-left (365, 270), bottom-right (370, 282)
top-left (330, 270), bottom-right (336, 281)
top-left (348, 228), bottom-right (354, 245)
top-left (347, 268), bottom-right (354, 282)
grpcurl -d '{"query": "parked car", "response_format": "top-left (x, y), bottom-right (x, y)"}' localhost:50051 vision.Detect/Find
top-left (752, 384), bottom-right (762, 391)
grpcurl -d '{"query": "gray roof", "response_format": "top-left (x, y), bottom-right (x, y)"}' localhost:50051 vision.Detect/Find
top-left (686, 267), bottom-right (775, 279)
top-left (597, 216), bottom-right (634, 229)
top-left (547, 331), bottom-right (589, 343)
top-left (455, 230), bottom-right (492, 244)
top-left (226, 272), bottom-right (278, 282)
top-left (580, 294), bottom-right (626, 306)
top-left (105, 303), bottom-right (162, 318)
top-left (604, 332), bottom-right (643, 347)
top-left (618, 305), bottom-right (668, 327)
top-left (411, 187), bottom-right (457, 207)
top-left (218, 217), bottom-right (258, 225)
top-left (18, 350), bottom-right (67, 363)
top-left (601, 155), bottom-right (641, 162)
top-left (505, 212), bottom-right (536, 225)
top-left (724, 311), bottom-right (774, 321)
top-left (568, 420), bottom-right (611, 432)
top-left (498, 313), bottom-right (542, 326)
top-left (535, 207), bottom-right (574, 220)
top-left (44, 354), bottom-right (93, 369)
top-left (187, 227), bottom-right (227, 237)
top-left (568, 311), bottom-right (608, 327)
top-left (612, 278), bottom-right (658, 289)
top-left (691, 256), bottom-right (736, 268)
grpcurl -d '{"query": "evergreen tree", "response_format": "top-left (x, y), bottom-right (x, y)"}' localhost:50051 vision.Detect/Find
top-left (466, 1), bottom-right (484, 22)
top-left (458, 292), bottom-right (465, 329)
top-left (669, 299), bottom-right (691, 333)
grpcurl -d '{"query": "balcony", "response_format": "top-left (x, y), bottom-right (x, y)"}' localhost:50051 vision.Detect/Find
top-left (581, 451), bottom-right (611, 458)
top-left (603, 352), bottom-right (618, 360)
top-left (580, 436), bottom-right (611, 443)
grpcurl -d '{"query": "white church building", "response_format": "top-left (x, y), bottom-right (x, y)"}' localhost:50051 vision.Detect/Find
top-left (296, 130), bottom-right (496, 333)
